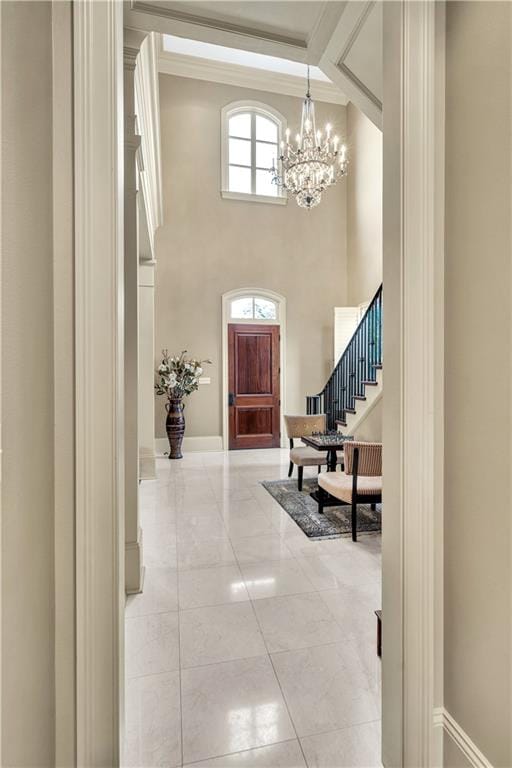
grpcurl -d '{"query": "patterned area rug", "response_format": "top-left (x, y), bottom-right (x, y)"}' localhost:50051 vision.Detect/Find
top-left (261, 477), bottom-right (382, 540)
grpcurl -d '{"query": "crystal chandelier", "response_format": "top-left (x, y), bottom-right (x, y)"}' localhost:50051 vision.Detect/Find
top-left (271, 66), bottom-right (348, 210)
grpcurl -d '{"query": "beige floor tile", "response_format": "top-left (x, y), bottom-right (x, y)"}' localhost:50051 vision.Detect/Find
top-left (181, 656), bottom-right (296, 764)
top-left (271, 643), bottom-right (380, 737)
top-left (318, 582), bottom-right (381, 638)
top-left (178, 564), bottom-right (249, 609)
top-left (300, 721), bottom-right (382, 768)
top-left (126, 567), bottom-right (178, 617)
top-left (124, 671), bottom-right (181, 768)
top-left (178, 537), bottom-right (237, 570)
top-left (240, 560), bottom-right (316, 601)
top-left (253, 593), bottom-right (343, 652)
top-left (180, 602), bottom-right (267, 668)
top-left (125, 612), bottom-right (180, 679)
top-left (184, 739), bottom-right (306, 768)
top-left (231, 534), bottom-right (295, 565)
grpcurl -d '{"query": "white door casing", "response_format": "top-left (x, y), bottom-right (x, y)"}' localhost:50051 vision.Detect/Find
top-left (74, 0), bottom-right (125, 763)
top-left (382, 2), bottom-right (445, 766)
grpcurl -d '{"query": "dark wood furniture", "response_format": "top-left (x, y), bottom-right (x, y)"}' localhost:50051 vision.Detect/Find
top-left (228, 323), bottom-right (280, 450)
top-left (301, 433), bottom-right (354, 472)
top-left (317, 442), bottom-right (382, 541)
top-left (300, 433), bottom-right (353, 505)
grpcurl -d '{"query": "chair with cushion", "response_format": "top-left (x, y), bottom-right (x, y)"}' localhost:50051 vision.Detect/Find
top-left (284, 414), bottom-right (328, 491)
top-left (317, 441), bottom-right (382, 542)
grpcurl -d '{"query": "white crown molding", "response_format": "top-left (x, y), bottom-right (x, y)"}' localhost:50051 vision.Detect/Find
top-left (158, 49), bottom-right (348, 105)
top-left (434, 708), bottom-right (494, 768)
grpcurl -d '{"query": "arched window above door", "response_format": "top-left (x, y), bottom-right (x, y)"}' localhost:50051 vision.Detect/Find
top-left (229, 294), bottom-right (278, 321)
top-left (221, 101), bottom-right (287, 205)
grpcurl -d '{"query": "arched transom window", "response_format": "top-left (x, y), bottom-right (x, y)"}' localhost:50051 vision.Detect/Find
top-left (230, 294), bottom-right (278, 321)
top-left (221, 101), bottom-right (287, 205)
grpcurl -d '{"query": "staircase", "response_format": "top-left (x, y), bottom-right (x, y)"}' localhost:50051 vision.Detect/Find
top-left (306, 284), bottom-right (383, 433)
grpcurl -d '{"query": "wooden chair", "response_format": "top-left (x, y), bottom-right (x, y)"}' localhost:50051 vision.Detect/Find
top-left (317, 441), bottom-right (382, 541)
top-left (284, 414), bottom-right (327, 491)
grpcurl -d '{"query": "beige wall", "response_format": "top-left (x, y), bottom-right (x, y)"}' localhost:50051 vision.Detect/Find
top-left (2, 3), bottom-right (76, 764)
top-left (155, 75), bottom-right (348, 439)
top-left (2, 2), bottom-right (55, 763)
top-left (346, 102), bottom-right (382, 307)
top-left (444, 3), bottom-right (511, 766)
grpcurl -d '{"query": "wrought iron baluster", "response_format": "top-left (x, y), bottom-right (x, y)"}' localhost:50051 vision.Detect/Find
top-left (305, 284), bottom-right (382, 428)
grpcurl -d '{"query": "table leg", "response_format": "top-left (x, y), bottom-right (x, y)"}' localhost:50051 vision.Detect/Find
top-left (327, 449), bottom-right (337, 472)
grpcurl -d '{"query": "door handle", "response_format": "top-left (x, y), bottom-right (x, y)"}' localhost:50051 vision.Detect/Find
top-left (228, 393), bottom-right (235, 406)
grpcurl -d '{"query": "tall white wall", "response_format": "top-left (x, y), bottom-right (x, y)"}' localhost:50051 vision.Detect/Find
top-left (155, 74), bottom-right (348, 440)
top-left (346, 102), bottom-right (383, 306)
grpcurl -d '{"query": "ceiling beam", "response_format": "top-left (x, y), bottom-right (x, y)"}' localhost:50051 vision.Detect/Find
top-left (125, 1), bottom-right (312, 64)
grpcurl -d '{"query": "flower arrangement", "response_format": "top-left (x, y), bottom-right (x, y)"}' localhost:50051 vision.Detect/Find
top-left (155, 349), bottom-right (211, 400)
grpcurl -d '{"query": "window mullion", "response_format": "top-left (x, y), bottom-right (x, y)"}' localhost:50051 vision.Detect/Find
top-left (251, 112), bottom-right (256, 195)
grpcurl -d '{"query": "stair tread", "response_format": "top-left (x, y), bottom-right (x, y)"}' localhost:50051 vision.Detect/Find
top-left (345, 408), bottom-right (356, 414)
top-left (335, 420), bottom-right (347, 427)
top-left (362, 380), bottom-right (378, 386)
top-left (354, 395), bottom-right (366, 401)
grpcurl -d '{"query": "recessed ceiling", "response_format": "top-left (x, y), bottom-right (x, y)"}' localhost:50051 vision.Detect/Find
top-left (156, 1), bottom-right (336, 40)
top-left (162, 34), bottom-right (331, 81)
top-left (127, 0), bottom-right (384, 127)
top-left (127, 0), bottom-right (347, 63)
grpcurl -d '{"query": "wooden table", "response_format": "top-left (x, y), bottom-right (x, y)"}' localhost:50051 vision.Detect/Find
top-left (301, 433), bottom-right (354, 472)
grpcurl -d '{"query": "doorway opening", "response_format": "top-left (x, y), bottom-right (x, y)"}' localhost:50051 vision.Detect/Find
top-left (222, 288), bottom-right (287, 450)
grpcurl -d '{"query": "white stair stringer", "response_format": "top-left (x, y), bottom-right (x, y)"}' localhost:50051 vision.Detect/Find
top-left (337, 367), bottom-right (383, 436)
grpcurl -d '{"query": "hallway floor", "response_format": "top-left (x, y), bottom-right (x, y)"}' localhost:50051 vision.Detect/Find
top-left (124, 449), bottom-right (382, 768)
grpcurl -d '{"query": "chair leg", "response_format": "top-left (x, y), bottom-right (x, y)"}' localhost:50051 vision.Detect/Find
top-left (298, 466), bottom-right (304, 492)
top-left (351, 498), bottom-right (358, 542)
top-left (317, 465), bottom-right (321, 474)
top-left (288, 461), bottom-right (294, 478)
top-left (371, 502), bottom-right (376, 511)
top-left (317, 486), bottom-right (325, 515)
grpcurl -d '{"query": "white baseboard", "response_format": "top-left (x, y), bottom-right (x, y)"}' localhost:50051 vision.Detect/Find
top-left (434, 708), bottom-right (493, 768)
top-left (155, 435), bottom-right (224, 454)
top-left (139, 446), bottom-right (156, 480)
top-left (125, 527), bottom-right (144, 594)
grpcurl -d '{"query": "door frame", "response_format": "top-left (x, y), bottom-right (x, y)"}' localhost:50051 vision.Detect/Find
top-left (74, 3), bottom-right (445, 764)
top-left (222, 287), bottom-right (287, 450)
top-left (74, 0), bottom-right (125, 763)
top-left (381, 2), bottom-right (445, 766)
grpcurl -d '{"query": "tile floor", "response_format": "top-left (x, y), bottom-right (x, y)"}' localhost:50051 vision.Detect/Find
top-left (124, 448), bottom-right (382, 768)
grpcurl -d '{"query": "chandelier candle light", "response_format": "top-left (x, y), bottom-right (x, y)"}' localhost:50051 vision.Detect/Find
top-left (271, 65), bottom-right (348, 210)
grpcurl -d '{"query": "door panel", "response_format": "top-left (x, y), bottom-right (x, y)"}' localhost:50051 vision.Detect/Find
top-left (228, 324), bottom-right (280, 449)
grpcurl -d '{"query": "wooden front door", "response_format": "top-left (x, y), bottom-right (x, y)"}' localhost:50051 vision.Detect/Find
top-left (228, 323), bottom-right (280, 450)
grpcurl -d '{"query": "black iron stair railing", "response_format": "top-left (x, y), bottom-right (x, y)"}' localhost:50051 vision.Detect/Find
top-left (306, 283), bottom-right (383, 430)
